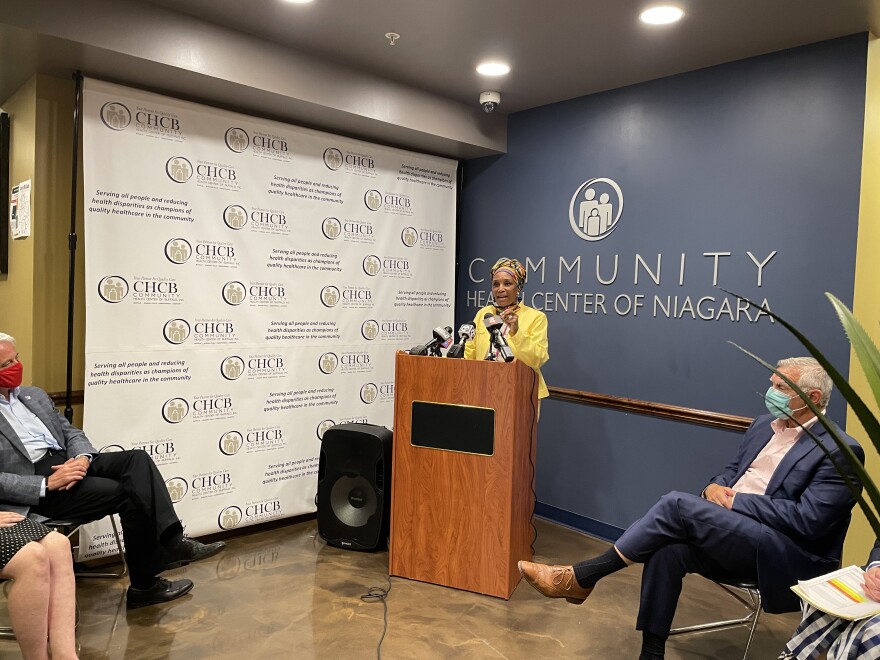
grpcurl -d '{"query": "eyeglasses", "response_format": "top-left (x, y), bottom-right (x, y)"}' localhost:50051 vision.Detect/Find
top-left (0, 353), bottom-right (19, 370)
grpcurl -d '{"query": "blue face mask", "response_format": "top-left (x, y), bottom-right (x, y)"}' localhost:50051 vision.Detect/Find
top-left (764, 386), bottom-right (808, 420)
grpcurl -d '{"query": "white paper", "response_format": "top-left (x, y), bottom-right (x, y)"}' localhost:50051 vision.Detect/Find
top-left (9, 179), bottom-right (31, 239)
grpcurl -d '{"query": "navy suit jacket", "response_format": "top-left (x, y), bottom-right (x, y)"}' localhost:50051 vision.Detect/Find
top-left (709, 414), bottom-right (863, 613)
top-left (0, 386), bottom-right (97, 515)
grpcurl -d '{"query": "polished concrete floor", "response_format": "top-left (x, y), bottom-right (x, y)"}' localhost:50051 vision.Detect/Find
top-left (1, 518), bottom-right (801, 659)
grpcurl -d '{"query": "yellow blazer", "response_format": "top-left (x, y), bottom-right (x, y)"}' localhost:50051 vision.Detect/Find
top-left (463, 304), bottom-right (549, 398)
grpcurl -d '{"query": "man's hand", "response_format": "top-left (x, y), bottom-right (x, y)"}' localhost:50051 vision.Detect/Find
top-left (0, 512), bottom-right (24, 528)
top-left (47, 458), bottom-right (88, 491)
top-left (864, 566), bottom-right (880, 601)
top-left (704, 483), bottom-right (736, 510)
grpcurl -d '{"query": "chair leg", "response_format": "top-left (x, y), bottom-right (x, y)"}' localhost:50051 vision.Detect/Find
top-left (670, 582), bottom-right (759, 634)
top-left (68, 517), bottom-right (128, 579)
top-left (741, 592), bottom-right (762, 660)
top-left (0, 582), bottom-right (14, 640)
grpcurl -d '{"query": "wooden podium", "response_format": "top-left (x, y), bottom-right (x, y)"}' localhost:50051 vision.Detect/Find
top-left (388, 351), bottom-right (538, 599)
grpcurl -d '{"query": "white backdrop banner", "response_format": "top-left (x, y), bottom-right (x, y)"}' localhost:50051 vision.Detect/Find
top-left (81, 78), bottom-right (456, 550)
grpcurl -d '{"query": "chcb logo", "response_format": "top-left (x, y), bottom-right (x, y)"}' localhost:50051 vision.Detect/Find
top-left (219, 431), bottom-right (244, 456)
top-left (166, 157), bottom-right (193, 183)
top-left (364, 190), bottom-right (382, 211)
top-left (98, 276), bottom-right (129, 303)
top-left (162, 398), bottom-right (190, 423)
top-left (319, 353), bottom-right (339, 374)
top-left (100, 102), bottom-right (132, 130)
top-left (569, 177), bottom-right (624, 242)
top-left (323, 148), bottom-right (343, 170)
top-left (163, 319), bottom-right (191, 344)
top-left (221, 356), bottom-right (245, 380)
top-left (321, 286), bottom-right (340, 308)
top-left (401, 227), bottom-right (418, 247)
top-left (225, 128), bottom-right (250, 153)
top-left (165, 238), bottom-right (192, 264)
top-left (165, 477), bottom-right (189, 503)
top-left (223, 281), bottom-right (247, 306)
top-left (219, 506), bottom-right (243, 530)
top-left (322, 217), bottom-right (341, 239)
top-left (317, 420), bottom-right (335, 439)
top-left (224, 205), bottom-right (248, 230)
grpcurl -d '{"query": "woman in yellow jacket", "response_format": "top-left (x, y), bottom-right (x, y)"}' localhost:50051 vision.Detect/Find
top-left (464, 258), bottom-right (549, 402)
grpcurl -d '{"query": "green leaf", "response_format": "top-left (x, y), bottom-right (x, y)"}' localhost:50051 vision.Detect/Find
top-left (827, 293), bottom-right (880, 412)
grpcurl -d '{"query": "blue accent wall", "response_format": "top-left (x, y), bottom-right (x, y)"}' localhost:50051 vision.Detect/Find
top-left (457, 34), bottom-right (868, 539)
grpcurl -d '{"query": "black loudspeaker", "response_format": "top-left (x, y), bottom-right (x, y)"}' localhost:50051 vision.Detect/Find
top-left (317, 423), bottom-right (392, 551)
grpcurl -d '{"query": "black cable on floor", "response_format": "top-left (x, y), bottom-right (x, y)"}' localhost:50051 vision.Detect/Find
top-left (528, 368), bottom-right (539, 556)
top-left (361, 574), bottom-right (392, 660)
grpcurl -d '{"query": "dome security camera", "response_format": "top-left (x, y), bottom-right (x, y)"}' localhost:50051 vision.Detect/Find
top-left (480, 91), bottom-right (501, 113)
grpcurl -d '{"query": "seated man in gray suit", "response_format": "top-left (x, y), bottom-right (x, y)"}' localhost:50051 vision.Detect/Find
top-left (0, 332), bottom-right (224, 609)
top-left (519, 357), bottom-right (863, 660)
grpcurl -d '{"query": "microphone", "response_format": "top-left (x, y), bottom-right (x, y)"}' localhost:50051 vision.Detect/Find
top-left (446, 323), bottom-right (475, 359)
top-left (408, 326), bottom-right (454, 356)
top-left (483, 313), bottom-right (515, 362)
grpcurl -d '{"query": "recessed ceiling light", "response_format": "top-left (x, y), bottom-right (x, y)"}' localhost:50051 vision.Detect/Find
top-left (283, 0), bottom-right (314, 4)
top-left (639, 6), bottom-right (684, 25)
top-left (476, 62), bottom-right (511, 77)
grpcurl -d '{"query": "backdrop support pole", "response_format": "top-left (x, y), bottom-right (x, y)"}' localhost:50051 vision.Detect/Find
top-left (65, 71), bottom-right (83, 423)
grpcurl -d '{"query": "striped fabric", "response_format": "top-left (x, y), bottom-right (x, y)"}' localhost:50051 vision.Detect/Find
top-left (781, 602), bottom-right (880, 659)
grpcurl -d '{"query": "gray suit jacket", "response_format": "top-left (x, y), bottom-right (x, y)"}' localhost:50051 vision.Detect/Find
top-left (0, 386), bottom-right (97, 514)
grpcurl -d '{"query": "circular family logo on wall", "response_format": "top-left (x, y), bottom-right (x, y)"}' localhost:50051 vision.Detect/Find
top-left (221, 356), bottom-right (245, 380)
top-left (164, 238), bottom-right (192, 264)
top-left (323, 147), bottom-right (343, 170)
top-left (165, 477), bottom-right (189, 503)
top-left (163, 319), bottom-right (191, 344)
top-left (97, 276), bottom-right (129, 303)
top-left (100, 102), bottom-right (132, 130)
top-left (222, 281), bottom-right (247, 306)
top-left (568, 177), bottom-right (624, 242)
top-left (317, 419), bottom-right (335, 440)
top-left (223, 205), bottom-right (248, 230)
top-left (219, 431), bottom-right (243, 456)
top-left (166, 157), bottom-right (193, 183)
top-left (322, 217), bottom-right (341, 239)
top-left (364, 189), bottom-right (382, 211)
top-left (362, 255), bottom-right (381, 276)
top-left (318, 352), bottom-right (339, 374)
top-left (162, 398), bottom-right (190, 423)
top-left (320, 286), bottom-right (340, 307)
top-left (401, 227), bottom-right (418, 247)
top-left (225, 127), bottom-right (250, 153)
top-left (219, 505), bottom-right (243, 530)
top-left (360, 383), bottom-right (378, 404)
top-left (361, 320), bottom-right (379, 340)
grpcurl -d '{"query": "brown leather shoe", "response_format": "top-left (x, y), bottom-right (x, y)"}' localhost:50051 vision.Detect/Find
top-left (518, 560), bottom-right (593, 604)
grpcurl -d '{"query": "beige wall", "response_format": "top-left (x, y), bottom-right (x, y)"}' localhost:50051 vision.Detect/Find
top-left (0, 74), bottom-right (84, 423)
top-left (0, 77), bottom-right (36, 364)
top-left (844, 34), bottom-right (880, 563)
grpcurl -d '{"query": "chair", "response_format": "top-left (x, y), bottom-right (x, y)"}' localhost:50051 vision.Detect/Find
top-left (670, 577), bottom-right (762, 660)
top-left (43, 515), bottom-right (128, 579)
top-left (0, 581), bottom-right (14, 640)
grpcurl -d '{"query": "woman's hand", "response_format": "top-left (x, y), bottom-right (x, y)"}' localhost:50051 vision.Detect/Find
top-left (502, 311), bottom-right (519, 335)
top-left (0, 512), bottom-right (24, 528)
top-left (864, 566), bottom-right (880, 601)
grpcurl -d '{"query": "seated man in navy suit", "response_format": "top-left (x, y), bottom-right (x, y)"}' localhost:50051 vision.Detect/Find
top-left (0, 333), bottom-right (225, 609)
top-left (519, 357), bottom-right (863, 660)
